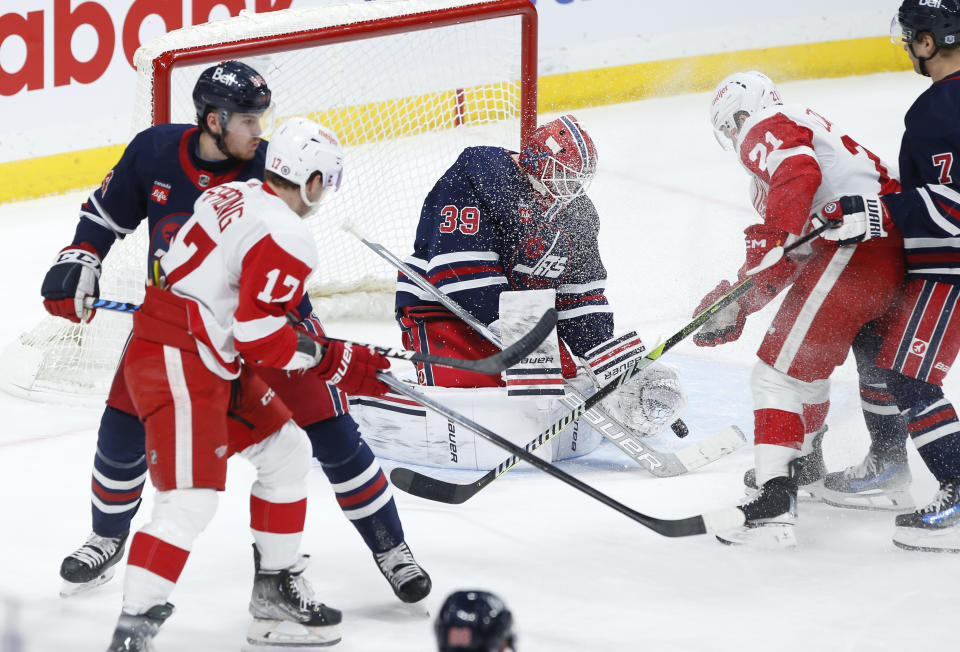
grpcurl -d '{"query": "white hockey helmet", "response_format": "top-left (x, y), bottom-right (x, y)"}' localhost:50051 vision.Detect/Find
top-left (266, 117), bottom-right (344, 210)
top-left (709, 71), bottom-right (782, 150)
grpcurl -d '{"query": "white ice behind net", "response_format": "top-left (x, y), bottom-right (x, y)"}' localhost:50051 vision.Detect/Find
top-left (1, 0), bottom-right (526, 402)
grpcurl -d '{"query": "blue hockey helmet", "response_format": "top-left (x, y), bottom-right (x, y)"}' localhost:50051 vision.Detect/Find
top-left (192, 60), bottom-right (272, 129)
top-left (893, 0), bottom-right (960, 75)
top-left (434, 590), bottom-right (515, 652)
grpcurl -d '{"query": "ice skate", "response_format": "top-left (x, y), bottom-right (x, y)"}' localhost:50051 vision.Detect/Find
top-left (743, 428), bottom-right (825, 501)
top-left (247, 545), bottom-right (342, 649)
top-left (893, 479), bottom-right (960, 553)
top-left (373, 541), bottom-right (432, 603)
top-left (717, 476), bottom-right (798, 549)
top-left (106, 602), bottom-right (174, 652)
top-left (60, 531), bottom-right (128, 597)
top-left (816, 446), bottom-right (913, 511)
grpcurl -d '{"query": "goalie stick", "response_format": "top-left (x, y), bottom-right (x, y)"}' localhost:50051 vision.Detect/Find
top-left (379, 372), bottom-right (746, 537)
top-left (345, 223), bottom-right (743, 478)
top-left (83, 297), bottom-right (556, 376)
top-left (377, 223), bottom-right (832, 502)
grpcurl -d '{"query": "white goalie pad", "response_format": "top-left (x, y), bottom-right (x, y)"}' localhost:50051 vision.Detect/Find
top-left (600, 361), bottom-right (688, 437)
top-left (350, 376), bottom-right (604, 470)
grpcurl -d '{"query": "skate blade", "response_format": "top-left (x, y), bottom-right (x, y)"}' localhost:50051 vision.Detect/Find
top-left (59, 567), bottom-right (115, 597)
top-left (716, 522), bottom-right (797, 549)
top-left (892, 525), bottom-right (960, 553)
top-left (245, 619), bottom-right (341, 650)
top-left (814, 486), bottom-right (914, 512)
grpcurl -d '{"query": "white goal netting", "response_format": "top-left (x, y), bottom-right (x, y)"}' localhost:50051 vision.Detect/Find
top-left (0, 0), bottom-right (536, 404)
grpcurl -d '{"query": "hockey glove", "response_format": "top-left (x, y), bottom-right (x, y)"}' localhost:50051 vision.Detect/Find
top-left (313, 340), bottom-right (391, 397)
top-left (814, 195), bottom-right (890, 246)
top-left (40, 243), bottom-right (102, 323)
top-left (692, 280), bottom-right (747, 347)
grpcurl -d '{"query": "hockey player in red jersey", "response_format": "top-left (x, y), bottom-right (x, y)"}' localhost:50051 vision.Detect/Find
top-left (696, 71), bottom-right (908, 547)
top-left (102, 117), bottom-right (385, 650)
top-left (812, 0), bottom-right (960, 552)
top-left (41, 62), bottom-right (430, 604)
top-left (352, 115), bottom-right (687, 471)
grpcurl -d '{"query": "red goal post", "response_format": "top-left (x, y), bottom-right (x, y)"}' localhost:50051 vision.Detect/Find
top-left (1, 0), bottom-right (538, 403)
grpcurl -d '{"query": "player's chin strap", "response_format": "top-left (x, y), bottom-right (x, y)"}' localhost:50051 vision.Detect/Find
top-left (909, 41), bottom-right (938, 77)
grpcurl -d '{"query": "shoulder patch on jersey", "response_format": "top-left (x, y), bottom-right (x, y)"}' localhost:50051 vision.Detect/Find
top-left (101, 169), bottom-right (114, 197)
top-left (151, 181), bottom-right (172, 205)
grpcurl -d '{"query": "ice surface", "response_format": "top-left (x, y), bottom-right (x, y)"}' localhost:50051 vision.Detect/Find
top-left (0, 71), bottom-right (952, 652)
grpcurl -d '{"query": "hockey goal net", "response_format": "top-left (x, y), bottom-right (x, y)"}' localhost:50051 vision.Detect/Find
top-left (0, 0), bottom-right (537, 404)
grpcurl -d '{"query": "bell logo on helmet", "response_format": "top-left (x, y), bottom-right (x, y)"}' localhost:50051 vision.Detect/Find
top-left (919, 0), bottom-right (943, 8)
top-left (211, 66), bottom-right (239, 87)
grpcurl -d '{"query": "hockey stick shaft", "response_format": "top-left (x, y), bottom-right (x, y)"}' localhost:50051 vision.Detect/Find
top-left (83, 297), bottom-right (556, 376)
top-left (380, 372), bottom-right (745, 537)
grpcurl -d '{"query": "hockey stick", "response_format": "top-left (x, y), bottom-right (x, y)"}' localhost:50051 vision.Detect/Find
top-left (345, 223), bottom-right (743, 478)
top-left (379, 372), bottom-right (746, 537)
top-left (83, 297), bottom-right (557, 376)
top-left (388, 269), bottom-right (752, 503)
top-left (380, 226), bottom-right (829, 503)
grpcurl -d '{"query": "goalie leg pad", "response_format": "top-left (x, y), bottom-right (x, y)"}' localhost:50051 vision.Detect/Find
top-left (351, 378), bottom-right (603, 470)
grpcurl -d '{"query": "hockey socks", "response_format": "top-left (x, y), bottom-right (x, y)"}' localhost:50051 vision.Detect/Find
top-left (307, 416), bottom-right (404, 553)
top-left (91, 407), bottom-right (148, 537)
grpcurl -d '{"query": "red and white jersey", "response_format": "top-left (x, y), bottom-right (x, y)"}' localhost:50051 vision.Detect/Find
top-left (159, 179), bottom-right (317, 379)
top-left (734, 103), bottom-right (900, 236)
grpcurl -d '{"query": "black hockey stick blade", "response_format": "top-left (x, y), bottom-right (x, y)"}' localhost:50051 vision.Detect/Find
top-left (389, 466), bottom-right (492, 505)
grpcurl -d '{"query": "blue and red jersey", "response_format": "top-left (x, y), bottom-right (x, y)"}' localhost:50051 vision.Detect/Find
top-left (883, 70), bottom-right (960, 284)
top-left (395, 145), bottom-right (613, 357)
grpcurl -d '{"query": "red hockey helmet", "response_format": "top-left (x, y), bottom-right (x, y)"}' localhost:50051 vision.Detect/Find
top-left (519, 115), bottom-right (598, 207)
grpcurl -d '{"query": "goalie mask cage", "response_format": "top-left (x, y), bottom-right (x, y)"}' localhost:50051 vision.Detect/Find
top-left (1, 0), bottom-right (537, 404)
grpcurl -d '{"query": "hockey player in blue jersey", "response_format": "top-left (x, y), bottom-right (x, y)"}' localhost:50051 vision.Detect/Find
top-left (350, 115), bottom-right (687, 470)
top-left (41, 61), bottom-right (430, 601)
top-left (813, 0), bottom-right (960, 552)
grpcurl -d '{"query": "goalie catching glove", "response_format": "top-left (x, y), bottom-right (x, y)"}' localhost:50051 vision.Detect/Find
top-left (40, 243), bottom-right (102, 323)
top-left (583, 332), bottom-right (687, 437)
top-left (292, 331), bottom-right (391, 397)
top-left (814, 195), bottom-right (891, 246)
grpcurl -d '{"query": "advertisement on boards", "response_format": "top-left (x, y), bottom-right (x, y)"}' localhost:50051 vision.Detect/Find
top-left (1, 0), bottom-right (894, 165)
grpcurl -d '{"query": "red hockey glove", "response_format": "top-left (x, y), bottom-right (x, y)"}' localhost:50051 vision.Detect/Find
top-left (40, 243), bottom-right (102, 323)
top-left (814, 195), bottom-right (891, 246)
top-left (313, 340), bottom-right (391, 397)
top-left (737, 224), bottom-right (798, 313)
top-left (692, 280), bottom-right (747, 347)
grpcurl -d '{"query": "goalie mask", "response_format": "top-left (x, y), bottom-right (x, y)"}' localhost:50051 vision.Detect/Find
top-left (892, 0), bottom-right (960, 76)
top-left (710, 71), bottom-right (782, 150)
top-left (519, 115), bottom-right (598, 210)
top-left (266, 117), bottom-right (344, 213)
top-left (435, 590), bottom-right (515, 652)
